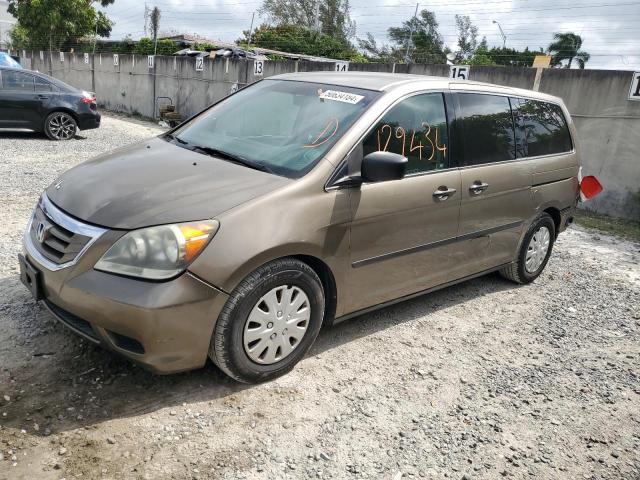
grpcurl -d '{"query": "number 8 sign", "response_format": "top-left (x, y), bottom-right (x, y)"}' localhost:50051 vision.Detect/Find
top-left (449, 65), bottom-right (470, 80)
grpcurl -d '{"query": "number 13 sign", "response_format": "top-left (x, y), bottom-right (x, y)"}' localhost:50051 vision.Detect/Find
top-left (449, 65), bottom-right (470, 80)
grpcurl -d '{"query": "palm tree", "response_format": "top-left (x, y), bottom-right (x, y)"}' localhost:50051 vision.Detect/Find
top-left (548, 33), bottom-right (590, 69)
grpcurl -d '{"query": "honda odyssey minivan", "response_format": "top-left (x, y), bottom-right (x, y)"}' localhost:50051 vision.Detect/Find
top-left (19, 72), bottom-right (580, 383)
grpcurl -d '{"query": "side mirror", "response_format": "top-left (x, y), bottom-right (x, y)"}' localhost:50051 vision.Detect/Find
top-left (361, 151), bottom-right (408, 183)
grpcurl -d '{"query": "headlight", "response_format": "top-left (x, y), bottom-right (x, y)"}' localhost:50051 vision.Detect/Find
top-left (95, 220), bottom-right (219, 280)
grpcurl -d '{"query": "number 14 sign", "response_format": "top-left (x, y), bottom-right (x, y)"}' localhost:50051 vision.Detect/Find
top-left (449, 65), bottom-right (470, 80)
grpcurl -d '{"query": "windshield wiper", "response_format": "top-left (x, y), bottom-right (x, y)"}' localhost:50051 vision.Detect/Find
top-left (164, 133), bottom-right (189, 145)
top-left (189, 145), bottom-right (274, 174)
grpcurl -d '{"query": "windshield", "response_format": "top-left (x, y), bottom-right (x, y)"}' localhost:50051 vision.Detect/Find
top-left (0, 53), bottom-right (22, 69)
top-left (169, 79), bottom-right (379, 177)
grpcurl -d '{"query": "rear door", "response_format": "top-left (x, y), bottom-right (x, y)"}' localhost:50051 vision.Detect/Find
top-left (344, 92), bottom-right (463, 313)
top-left (0, 70), bottom-right (40, 129)
top-left (454, 92), bottom-right (534, 273)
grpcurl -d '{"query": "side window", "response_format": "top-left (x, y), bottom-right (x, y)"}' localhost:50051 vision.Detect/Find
top-left (2, 71), bottom-right (35, 92)
top-left (35, 77), bottom-right (55, 93)
top-left (362, 93), bottom-right (449, 175)
top-left (458, 93), bottom-right (515, 165)
top-left (513, 98), bottom-right (573, 157)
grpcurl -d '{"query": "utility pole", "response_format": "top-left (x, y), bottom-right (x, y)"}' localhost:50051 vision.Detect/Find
top-left (144, 3), bottom-right (149, 37)
top-left (314, 0), bottom-right (321, 33)
top-left (247, 12), bottom-right (255, 46)
top-left (404, 3), bottom-right (419, 63)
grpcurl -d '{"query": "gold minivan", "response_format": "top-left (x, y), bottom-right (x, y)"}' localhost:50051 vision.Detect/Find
top-left (19, 72), bottom-right (580, 383)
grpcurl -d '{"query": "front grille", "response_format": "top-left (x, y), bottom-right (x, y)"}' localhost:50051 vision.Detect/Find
top-left (45, 300), bottom-right (100, 343)
top-left (25, 194), bottom-right (106, 270)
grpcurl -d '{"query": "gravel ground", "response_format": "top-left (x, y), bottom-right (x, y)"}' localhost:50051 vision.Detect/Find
top-left (1, 114), bottom-right (639, 480)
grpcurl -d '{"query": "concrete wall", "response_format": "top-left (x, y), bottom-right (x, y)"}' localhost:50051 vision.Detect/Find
top-left (26, 51), bottom-right (640, 220)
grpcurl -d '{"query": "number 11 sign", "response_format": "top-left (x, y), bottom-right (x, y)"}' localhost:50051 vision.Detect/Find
top-left (629, 72), bottom-right (640, 101)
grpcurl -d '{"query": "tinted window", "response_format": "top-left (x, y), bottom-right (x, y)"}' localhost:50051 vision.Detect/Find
top-left (35, 77), bottom-right (55, 93)
top-left (362, 93), bottom-right (449, 174)
top-left (513, 98), bottom-right (572, 157)
top-left (458, 93), bottom-right (515, 165)
top-left (2, 70), bottom-right (34, 91)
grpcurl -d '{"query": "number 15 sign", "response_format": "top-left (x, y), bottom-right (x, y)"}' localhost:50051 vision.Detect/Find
top-left (449, 65), bottom-right (470, 80)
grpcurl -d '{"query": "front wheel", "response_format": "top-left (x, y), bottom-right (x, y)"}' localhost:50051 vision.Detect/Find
top-left (500, 213), bottom-right (556, 284)
top-left (209, 258), bottom-right (325, 383)
top-left (44, 111), bottom-right (77, 140)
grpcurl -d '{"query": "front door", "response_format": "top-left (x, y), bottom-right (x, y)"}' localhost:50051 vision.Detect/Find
top-left (454, 92), bottom-right (534, 272)
top-left (0, 70), bottom-right (40, 129)
top-left (345, 92), bottom-right (462, 313)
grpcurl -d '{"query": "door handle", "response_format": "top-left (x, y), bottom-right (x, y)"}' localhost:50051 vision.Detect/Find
top-left (469, 181), bottom-right (489, 195)
top-left (37, 94), bottom-right (49, 99)
top-left (433, 186), bottom-right (457, 201)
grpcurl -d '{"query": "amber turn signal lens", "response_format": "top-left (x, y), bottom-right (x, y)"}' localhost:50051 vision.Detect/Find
top-left (179, 223), bottom-right (218, 261)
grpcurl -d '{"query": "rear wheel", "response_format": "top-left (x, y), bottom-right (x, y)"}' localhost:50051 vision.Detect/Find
top-left (500, 213), bottom-right (556, 284)
top-left (44, 111), bottom-right (77, 140)
top-left (210, 258), bottom-right (325, 383)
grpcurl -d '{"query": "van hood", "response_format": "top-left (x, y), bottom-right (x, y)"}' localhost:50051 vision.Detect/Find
top-left (46, 137), bottom-right (291, 229)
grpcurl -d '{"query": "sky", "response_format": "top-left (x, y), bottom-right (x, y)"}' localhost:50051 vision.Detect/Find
top-left (101, 0), bottom-right (640, 70)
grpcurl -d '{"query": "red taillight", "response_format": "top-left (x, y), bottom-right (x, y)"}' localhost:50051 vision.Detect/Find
top-left (580, 175), bottom-right (603, 200)
top-left (82, 91), bottom-right (96, 104)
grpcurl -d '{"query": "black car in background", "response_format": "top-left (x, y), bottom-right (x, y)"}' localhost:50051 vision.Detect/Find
top-left (0, 67), bottom-right (101, 140)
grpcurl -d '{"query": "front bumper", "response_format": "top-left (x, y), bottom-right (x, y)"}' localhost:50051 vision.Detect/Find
top-left (21, 208), bottom-right (228, 374)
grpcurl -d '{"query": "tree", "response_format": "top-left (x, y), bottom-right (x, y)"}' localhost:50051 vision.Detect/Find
top-left (357, 33), bottom-right (394, 62)
top-left (387, 9), bottom-right (445, 63)
top-left (8, 0), bottom-right (115, 51)
top-left (454, 15), bottom-right (478, 62)
top-left (149, 6), bottom-right (161, 54)
top-left (260, 0), bottom-right (355, 41)
top-left (486, 46), bottom-right (541, 67)
top-left (237, 24), bottom-right (360, 60)
top-left (468, 37), bottom-right (493, 66)
top-left (548, 33), bottom-right (590, 69)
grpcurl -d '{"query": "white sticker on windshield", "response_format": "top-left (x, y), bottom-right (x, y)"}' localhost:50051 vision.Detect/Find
top-left (319, 90), bottom-right (364, 105)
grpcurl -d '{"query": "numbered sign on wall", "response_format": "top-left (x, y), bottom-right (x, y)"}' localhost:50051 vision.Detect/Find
top-left (195, 57), bottom-right (204, 72)
top-left (113, 54), bottom-right (119, 66)
top-left (230, 83), bottom-right (239, 94)
top-left (59, 52), bottom-right (64, 62)
top-left (84, 53), bottom-right (89, 64)
top-left (148, 55), bottom-right (154, 69)
top-left (253, 60), bottom-right (264, 76)
top-left (449, 65), bottom-right (470, 80)
top-left (629, 72), bottom-right (640, 101)
top-left (335, 61), bottom-right (349, 72)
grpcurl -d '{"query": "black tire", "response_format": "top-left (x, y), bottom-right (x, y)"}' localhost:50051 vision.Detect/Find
top-left (500, 213), bottom-right (556, 284)
top-left (44, 111), bottom-right (77, 140)
top-left (210, 258), bottom-right (325, 384)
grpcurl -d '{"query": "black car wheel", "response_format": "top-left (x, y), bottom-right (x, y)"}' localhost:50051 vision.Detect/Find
top-left (209, 258), bottom-right (325, 384)
top-left (44, 111), bottom-right (77, 140)
top-left (500, 213), bottom-right (556, 284)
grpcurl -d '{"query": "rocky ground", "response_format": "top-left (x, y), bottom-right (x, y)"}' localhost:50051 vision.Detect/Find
top-left (1, 115), bottom-right (639, 479)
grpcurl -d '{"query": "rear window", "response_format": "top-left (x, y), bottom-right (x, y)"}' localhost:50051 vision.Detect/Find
top-left (457, 93), bottom-right (515, 166)
top-left (512, 98), bottom-right (572, 157)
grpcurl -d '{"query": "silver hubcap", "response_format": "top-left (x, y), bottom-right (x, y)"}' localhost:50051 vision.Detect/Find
top-left (525, 226), bottom-right (551, 273)
top-left (243, 285), bottom-right (310, 365)
top-left (48, 114), bottom-right (76, 139)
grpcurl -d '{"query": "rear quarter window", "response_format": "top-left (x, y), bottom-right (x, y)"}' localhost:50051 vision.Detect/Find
top-left (512, 98), bottom-right (573, 157)
top-left (457, 93), bottom-right (516, 166)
